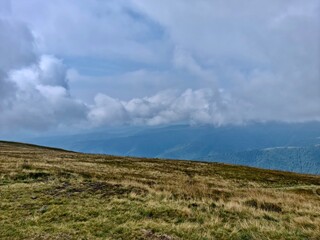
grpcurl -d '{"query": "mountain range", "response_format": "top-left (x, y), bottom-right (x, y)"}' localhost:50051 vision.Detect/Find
top-left (25, 122), bottom-right (320, 175)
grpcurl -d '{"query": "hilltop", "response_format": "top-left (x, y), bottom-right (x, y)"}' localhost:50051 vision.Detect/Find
top-left (0, 141), bottom-right (319, 239)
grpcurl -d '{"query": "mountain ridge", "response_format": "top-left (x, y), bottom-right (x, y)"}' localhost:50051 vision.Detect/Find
top-left (25, 122), bottom-right (320, 175)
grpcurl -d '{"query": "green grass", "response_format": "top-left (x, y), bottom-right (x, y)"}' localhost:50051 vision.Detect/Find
top-left (0, 141), bottom-right (319, 239)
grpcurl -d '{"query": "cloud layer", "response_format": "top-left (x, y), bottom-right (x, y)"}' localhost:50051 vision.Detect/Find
top-left (0, 0), bottom-right (319, 133)
top-left (88, 88), bottom-right (242, 126)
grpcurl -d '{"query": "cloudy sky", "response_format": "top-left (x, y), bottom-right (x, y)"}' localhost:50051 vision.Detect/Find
top-left (0, 0), bottom-right (319, 135)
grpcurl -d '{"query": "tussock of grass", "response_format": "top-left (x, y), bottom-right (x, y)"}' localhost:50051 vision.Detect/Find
top-left (0, 141), bottom-right (319, 239)
top-left (244, 199), bottom-right (282, 213)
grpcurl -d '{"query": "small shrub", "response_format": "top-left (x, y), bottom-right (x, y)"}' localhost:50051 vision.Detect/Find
top-left (38, 205), bottom-right (48, 214)
top-left (188, 203), bottom-right (199, 208)
top-left (244, 199), bottom-right (258, 209)
top-left (13, 171), bottom-right (51, 181)
top-left (210, 202), bottom-right (217, 209)
top-left (260, 202), bottom-right (282, 213)
top-left (21, 162), bottom-right (32, 170)
top-left (237, 230), bottom-right (253, 240)
top-left (244, 199), bottom-right (282, 213)
top-left (263, 214), bottom-right (278, 222)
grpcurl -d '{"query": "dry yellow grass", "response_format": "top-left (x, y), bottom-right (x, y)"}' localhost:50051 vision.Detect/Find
top-left (0, 141), bottom-right (319, 239)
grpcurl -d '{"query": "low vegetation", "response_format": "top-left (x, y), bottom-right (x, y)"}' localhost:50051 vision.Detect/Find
top-left (0, 141), bottom-right (319, 239)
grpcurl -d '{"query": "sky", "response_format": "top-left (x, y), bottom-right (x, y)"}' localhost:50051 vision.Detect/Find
top-left (0, 0), bottom-right (319, 136)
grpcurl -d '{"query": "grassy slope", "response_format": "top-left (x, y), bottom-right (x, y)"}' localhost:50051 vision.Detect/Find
top-left (0, 141), bottom-right (319, 240)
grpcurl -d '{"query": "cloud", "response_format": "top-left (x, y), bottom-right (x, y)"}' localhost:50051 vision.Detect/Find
top-left (0, 55), bottom-right (88, 132)
top-left (0, 0), bottom-right (319, 134)
top-left (0, 17), bottom-right (36, 109)
top-left (38, 56), bottom-right (69, 89)
top-left (88, 88), bottom-right (243, 127)
top-left (132, 0), bottom-right (320, 122)
top-left (10, 0), bottom-right (168, 64)
top-left (0, 19), bottom-right (36, 72)
top-left (88, 94), bottom-right (128, 126)
top-left (0, 17), bottom-right (87, 132)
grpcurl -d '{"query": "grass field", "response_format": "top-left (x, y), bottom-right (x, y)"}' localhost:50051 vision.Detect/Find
top-left (0, 141), bottom-right (319, 239)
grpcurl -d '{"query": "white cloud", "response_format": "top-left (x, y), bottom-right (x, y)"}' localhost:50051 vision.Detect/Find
top-left (88, 94), bottom-right (127, 126)
top-left (88, 88), bottom-right (243, 127)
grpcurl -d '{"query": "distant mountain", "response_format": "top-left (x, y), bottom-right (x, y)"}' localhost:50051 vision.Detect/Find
top-left (27, 122), bottom-right (320, 174)
top-left (203, 146), bottom-right (320, 175)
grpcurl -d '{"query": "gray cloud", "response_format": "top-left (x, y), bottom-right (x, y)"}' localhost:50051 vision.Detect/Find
top-left (132, 0), bottom-right (320, 122)
top-left (0, 17), bottom-right (87, 132)
top-left (0, 17), bottom-right (35, 109)
top-left (0, 19), bottom-right (36, 72)
top-left (0, 0), bottom-right (319, 134)
top-left (10, 0), bottom-right (168, 64)
top-left (0, 55), bottom-right (88, 131)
